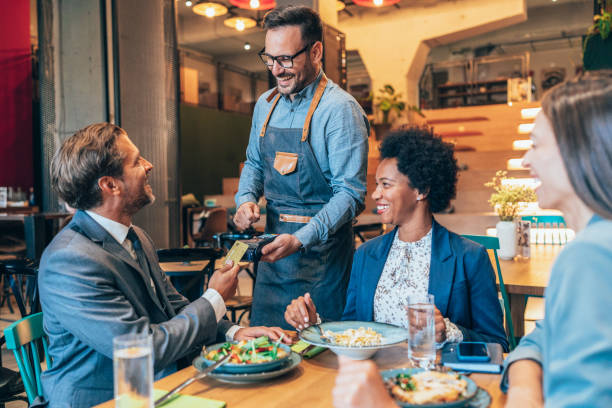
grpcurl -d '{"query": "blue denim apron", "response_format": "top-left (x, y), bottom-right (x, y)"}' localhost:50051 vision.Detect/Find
top-left (249, 75), bottom-right (354, 328)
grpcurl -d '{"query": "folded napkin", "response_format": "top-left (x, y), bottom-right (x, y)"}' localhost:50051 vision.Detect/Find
top-left (153, 389), bottom-right (226, 408)
top-left (291, 340), bottom-right (327, 359)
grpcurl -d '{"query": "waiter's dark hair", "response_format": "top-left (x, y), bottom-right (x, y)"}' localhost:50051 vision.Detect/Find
top-left (380, 126), bottom-right (458, 213)
top-left (51, 123), bottom-right (126, 210)
top-left (541, 69), bottom-right (612, 219)
top-left (263, 6), bottom-right (323, 45)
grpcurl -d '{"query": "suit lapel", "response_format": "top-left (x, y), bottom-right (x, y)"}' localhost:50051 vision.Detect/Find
top-left (428, 219), bottom-right (456, 316)
top-left (362, 228), bottom-right (397, 320)
top-left (71, 211), bottom-right (167, 316)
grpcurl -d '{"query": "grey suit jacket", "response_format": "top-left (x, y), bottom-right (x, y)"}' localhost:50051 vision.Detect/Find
top-left (38, 210), bottom-right (232, 407)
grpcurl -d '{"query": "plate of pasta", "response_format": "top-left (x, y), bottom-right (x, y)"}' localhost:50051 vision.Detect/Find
top-left (299, 321), bottom-right (407, 360)
top-left (381, 368), bottom-right (478, 407)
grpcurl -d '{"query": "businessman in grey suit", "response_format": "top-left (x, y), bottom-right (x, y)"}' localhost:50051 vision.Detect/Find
top-left (38, 123), bottom-right (288, 407)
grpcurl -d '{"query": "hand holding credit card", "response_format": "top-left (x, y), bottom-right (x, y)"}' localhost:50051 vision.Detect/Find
top-left (225, 241), bottom-right (249, 265)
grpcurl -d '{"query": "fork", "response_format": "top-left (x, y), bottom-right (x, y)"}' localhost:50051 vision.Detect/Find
top-left (314, 324), bottom-right (331, 343)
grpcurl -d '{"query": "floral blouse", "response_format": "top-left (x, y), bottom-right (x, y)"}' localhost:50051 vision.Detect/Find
top-left (372, 229), bottom-right (463, 342)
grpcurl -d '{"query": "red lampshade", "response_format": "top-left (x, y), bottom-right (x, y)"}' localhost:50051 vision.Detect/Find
top-left (352, 0), bottom-right (399, 7)
top-left (229, 0), bottom-right (275, 10)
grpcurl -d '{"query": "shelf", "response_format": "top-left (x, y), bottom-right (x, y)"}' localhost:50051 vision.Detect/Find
top-left (439, 90), bottom-right (507, 99)
top-left (437, 79), bottom-right (508, 89)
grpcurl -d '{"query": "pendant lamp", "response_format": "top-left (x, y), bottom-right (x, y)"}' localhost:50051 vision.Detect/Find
top-left (224, 16), bottom-right (257, 31)
top-left (229, 0), bottom-right (276, 10)
top-left (337, 0), bottom-right (346, 11)
top-left (352, 0), bottom-right (399, 7)
top-left (192, 2), bottom-right (228, 18)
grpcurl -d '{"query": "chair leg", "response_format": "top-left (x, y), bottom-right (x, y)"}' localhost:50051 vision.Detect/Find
top-left (236, 309), bottom-right (250, 325)
top-left (0, 275), bottom-right (15, 314)
top-left (8, 275), bottom-right (27, 317)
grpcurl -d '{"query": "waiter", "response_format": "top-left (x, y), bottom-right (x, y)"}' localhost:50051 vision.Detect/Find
top-left (234, 6), bottom-right (369, 328)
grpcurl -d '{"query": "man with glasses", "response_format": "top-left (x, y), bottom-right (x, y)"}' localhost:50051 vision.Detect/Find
top-left (234, 6), bottom-right (369, 328)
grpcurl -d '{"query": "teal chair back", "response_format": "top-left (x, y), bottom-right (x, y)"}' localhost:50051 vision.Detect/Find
top-left (3, 312), bottom-right (51, 403)
top-left (521, 215), bottom-right (570, 245)
top-left (462, 235), bottom-right (517, 350)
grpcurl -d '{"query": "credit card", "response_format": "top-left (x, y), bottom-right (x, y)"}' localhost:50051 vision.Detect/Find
top-left (225, 241), bottom-right (249, 265)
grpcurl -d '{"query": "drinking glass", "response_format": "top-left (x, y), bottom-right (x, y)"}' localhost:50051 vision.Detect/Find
top-left (406, 294), bottom-right (436, 369)
top-left (113, 333), bottom-right (153, 408)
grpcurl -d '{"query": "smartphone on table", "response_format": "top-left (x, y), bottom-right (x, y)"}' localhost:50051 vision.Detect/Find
top-left (456, 342), bottom-right (490, 362)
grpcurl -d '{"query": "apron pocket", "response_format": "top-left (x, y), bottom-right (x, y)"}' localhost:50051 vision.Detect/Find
top-left (273, 151), bottom-right (298, 175)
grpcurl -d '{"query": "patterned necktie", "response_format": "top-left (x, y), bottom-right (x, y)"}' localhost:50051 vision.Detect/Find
top-left (127, 228), bottom-right (158, 297)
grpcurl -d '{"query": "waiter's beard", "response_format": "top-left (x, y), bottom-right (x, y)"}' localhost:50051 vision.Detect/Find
top-left (275, 61), bottom-right (318, 96)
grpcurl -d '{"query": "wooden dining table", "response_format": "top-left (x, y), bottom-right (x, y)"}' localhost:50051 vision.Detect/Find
top-left (96, 343), bottom-right (506, 408)
top-left (491, 244), bottom-right (562, 337)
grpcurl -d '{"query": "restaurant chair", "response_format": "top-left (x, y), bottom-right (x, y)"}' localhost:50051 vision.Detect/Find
top-left (462, 234), bottom-right (517, 350)
top-left (3, 312), bottom-right (51, 404)
top-left (0, 365), bottom-right (27, 406)
top-left (0, 258), bottom-right (39, 318)
top-left (193, 207), bottom-right (228, 248)
top-left (157, 247), bottom-right (223, 301)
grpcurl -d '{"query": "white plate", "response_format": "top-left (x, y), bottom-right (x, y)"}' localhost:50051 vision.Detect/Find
top-left (299, 321), bottom-right (407, 360)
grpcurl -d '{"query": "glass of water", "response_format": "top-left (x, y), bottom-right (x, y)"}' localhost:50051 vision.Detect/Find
top-left (407, 294), bottom-right (436, 369)
top-left (113, 333), bottom-right (153, 408)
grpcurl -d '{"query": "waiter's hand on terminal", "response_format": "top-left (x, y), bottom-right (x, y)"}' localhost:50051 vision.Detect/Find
top-left (261, 234), bottom-right (302, 263)
top-left (234, 202), bottom-right (260, 230)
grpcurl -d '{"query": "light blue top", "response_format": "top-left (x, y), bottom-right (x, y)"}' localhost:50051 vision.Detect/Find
top-left (235, 70), bottom-right (369, 248)
top-left (501, 215), bottom-right (612, 407)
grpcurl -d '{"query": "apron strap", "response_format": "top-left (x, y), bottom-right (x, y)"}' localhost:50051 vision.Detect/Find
top-left (301, 75), bottom-right (328, 142)
top-left (259, 92), bottom-right (281, 138)
top-left (259, 74), bottom-right (328, 140)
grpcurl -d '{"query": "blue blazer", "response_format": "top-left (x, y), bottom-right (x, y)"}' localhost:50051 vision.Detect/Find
top-left (342, 219), bottom-right (508, 350)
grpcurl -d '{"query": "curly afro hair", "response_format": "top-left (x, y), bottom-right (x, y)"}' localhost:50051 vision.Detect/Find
top-left (379, 126), bottom-right (458, 213)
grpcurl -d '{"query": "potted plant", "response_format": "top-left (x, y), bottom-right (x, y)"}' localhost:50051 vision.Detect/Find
top-left (371, 84), bottom-right (424, 139)
top-left (583, 4), bottom-right (612, 70)
top-left (485, 171), bottom-right (537, 260)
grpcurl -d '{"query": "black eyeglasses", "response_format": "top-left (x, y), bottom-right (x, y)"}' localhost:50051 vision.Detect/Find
top-left (258, 44), bottom-right (311, 69)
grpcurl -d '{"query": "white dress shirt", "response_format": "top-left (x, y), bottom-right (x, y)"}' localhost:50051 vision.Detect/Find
top-left (85, 211), bottom-right (241, 340)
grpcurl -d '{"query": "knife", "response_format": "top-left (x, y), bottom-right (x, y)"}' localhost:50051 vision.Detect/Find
top-left (154, 353), bottom-right (231, 407)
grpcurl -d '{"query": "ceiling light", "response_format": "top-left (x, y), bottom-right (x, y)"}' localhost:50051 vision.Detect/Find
top-left (193, 2), bottom-right (228, 17)
top-left (336, 0), bottom-right (346, 11)
top-left (244, 42), bottom-right (251, 50)
top-left (224, 16), bottom-right (257, 31)
top-left (352, 0), bottom-right (400, 7)
top-left (186, 0), bottom-right (193, 6)
top-left (229, 0), bottom-right (275, 10)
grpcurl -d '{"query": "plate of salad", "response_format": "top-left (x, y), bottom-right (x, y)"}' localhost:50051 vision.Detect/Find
top-left (201, 336), bottom-right (292, 374)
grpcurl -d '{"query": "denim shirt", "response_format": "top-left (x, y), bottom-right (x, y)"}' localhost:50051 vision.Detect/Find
top-left (235, 70), bottom-right (369, 248)
top-left (501, 215), bottom-right (612, 407)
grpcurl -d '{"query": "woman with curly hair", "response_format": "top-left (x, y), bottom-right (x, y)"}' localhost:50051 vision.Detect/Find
top-left (284, 126), bottom-right (507, 349)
